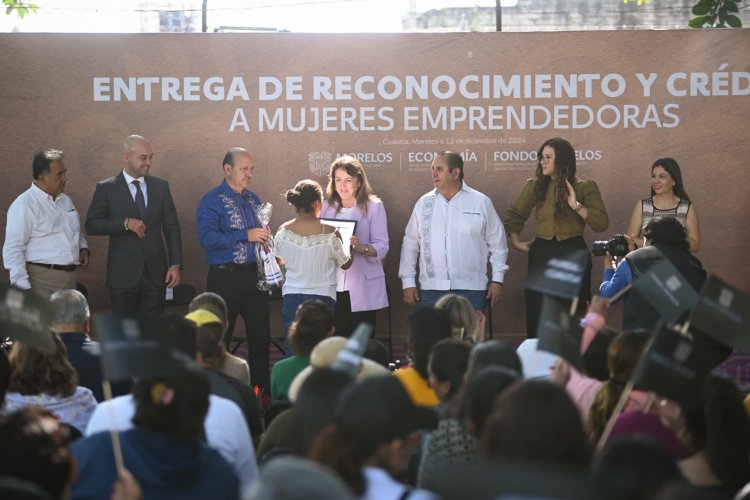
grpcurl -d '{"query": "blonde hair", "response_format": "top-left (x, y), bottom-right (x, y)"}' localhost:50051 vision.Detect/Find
top-left (435, 294), bottom-right (478, 343)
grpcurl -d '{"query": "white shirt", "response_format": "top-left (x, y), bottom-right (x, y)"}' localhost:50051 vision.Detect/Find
top-left (85, 394), bottom-right (258, 492)
top-left (122, 170), bottom-right (148, 207)
top-left (274, 227), bottom-right (349, 299)
top-left (335, 206), bottom-right (355, 293)
top-left (361, 466), bottom-right (437, 500)
top-left (399, 182), bottom-right (509, 291)
top-left (3, 183), bottom-right (88, 289)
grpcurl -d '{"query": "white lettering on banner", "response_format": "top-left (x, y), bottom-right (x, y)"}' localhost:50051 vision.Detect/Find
top-left (666, 66), bottom-right (750, 97)
top-left (93, 76), bottom-right (251, 102)
top-left (257, 107), bottom-right (395, 132)
top-left (93, 71), bottom-right (750, 104)
top-left (231, 104), bottom-right (680, 133)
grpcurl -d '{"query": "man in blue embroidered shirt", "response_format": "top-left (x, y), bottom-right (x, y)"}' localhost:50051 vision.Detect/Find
top-left (197, 147), bottom-right (271, 392)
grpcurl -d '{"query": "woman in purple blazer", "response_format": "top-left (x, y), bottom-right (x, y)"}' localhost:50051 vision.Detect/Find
top-left (321, 156), bottom-right (389, 337)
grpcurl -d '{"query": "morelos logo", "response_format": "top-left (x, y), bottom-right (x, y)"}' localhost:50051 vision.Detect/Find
top-left (308, 152), bottom-right (332, 176)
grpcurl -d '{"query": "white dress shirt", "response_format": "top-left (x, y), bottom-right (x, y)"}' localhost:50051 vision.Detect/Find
top-left (399, 182), bottom-right (509, 291)
top-left (3, 183), bottom-right (87, 289)
top-left (122, 169), bottom-right (148, 207)
top-left (85, 394), bottom-right (258, 492)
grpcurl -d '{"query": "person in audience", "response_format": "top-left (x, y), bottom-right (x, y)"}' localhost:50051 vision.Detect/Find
top-left (394, 305), bottom-right (452, 406)
top-left (464, 339), bottom-right (523, 382)
top-left (189, 291), bottom-right (250, 384)
top-left (418, 338), bottom-right (473, 488)
top-left (49, 288), bottom-right (131, 402)
top-left (85, 316), bottom-right (258, 492)
top-left (189, 309), bottom-right (264, 448)
top-left (427, 339), bottom-right (471, 417)
top-left (274, 179), bottom-right (351, 353)
top-left (244, 455), bottom-right (355, 500)
top-left (589, 437), bottom-right (684, 500)
top-left (663, 375), bottom-right (750, 498)
top-left (270, 299), bottom-right (334, 401)
top-left (0, 347), bottom-right (10, 404)
top-left (2, 333), bottom-right (97, 433)
top-left (587, 330), bottom-right (649, 442)
top-left (435, 293), bottom-right (486, 344)
top-left (0, 406), bottom-right (76, 500)
top-left (49, 289), bottom-right (106, 402)
top-left (364, 338), bottom-right (390, 368)
top-left (481, 380), bottom-right (591, 470)
top-left (309, 375), bottom-right (439, 499)
top-left (287, 336), bottom-right (388, 402)
top-left (257, 367), bottom-right (355, 463)
top-left (457, 366), bottom-right (520, 440)
top-left (72, 368), bottom-right (239, 499)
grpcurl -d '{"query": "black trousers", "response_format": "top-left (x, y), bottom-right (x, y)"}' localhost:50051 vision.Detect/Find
top-left (334, 291), bottom-right (377, 338)
top-left (208, 265), bottom-right (270, 390)
top-left (525, 236), bottom-right (591, 338)
top-left (109, 267), bottom-right (165, 315)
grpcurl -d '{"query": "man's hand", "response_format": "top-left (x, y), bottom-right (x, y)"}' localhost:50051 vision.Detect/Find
top-left (79, 248), bottom-right (90, 270)
top-left (403, 287), bottom-right (420, 305)
top-left (126, 218), bottom-right (146, 238)
top-left (247, 228), bottom-right (270, 243)
top-left (604, 252), bottom-right (620, 270)
top-left (164, 265), bottom-right (181, 288)
top-left (486, 282), bottom-right (503, 307)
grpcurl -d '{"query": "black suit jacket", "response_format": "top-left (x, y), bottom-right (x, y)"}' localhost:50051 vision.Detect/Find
top-left (85, 172), bottom-right (182, 289)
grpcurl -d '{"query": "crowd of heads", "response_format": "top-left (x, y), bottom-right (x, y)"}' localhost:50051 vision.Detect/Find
top-left (0, 285), bottom-right (748, 499)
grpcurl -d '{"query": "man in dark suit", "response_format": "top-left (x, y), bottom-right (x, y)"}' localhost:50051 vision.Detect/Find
top-left (85, 135), bottom-right (182, 314)
top-left (49, 288), bottom-right (131, 401)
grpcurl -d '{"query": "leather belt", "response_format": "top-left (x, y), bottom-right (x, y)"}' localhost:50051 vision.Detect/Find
top-left (27, 262), bottom-right (78, 272)
top-left (211, 263), bottom-right (255, 272)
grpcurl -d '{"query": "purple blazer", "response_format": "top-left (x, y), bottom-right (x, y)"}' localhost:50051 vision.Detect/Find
top-left (321, 199), bottom-right (389, 312)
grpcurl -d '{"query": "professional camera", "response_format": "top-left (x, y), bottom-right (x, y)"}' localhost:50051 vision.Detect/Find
top-left (591, 234), bottom-right (630, 257)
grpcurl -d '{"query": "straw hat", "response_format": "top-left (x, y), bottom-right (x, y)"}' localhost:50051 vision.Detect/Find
top-left (288, 336), bottom-right (388, 402)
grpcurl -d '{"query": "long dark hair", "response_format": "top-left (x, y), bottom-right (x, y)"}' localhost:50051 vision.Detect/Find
top-left (651, 158), bottom-right (690, 201)
top-left (532, 137), bottom-right (577, 220)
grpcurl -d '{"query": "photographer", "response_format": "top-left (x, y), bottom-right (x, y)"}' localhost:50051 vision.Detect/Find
top-left (598, 216), bottom-right (704, 331)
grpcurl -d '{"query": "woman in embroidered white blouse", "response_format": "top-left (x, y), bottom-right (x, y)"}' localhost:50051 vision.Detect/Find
top-left (275, 179), bottom-right (352, 355)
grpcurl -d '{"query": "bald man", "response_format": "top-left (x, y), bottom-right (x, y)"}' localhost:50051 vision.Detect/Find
top-left (85, 134), bottom-right (182, 314)
top-left (196, 148), bottom-right (271, 393)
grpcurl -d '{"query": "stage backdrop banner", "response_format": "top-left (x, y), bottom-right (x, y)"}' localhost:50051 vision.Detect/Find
top-left (0, 30), bottom-right (748, 338)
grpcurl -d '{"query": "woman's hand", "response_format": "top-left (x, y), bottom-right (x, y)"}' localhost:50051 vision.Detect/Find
top-left (550, 359), bottom-right (571, 387)
top-left (510, 233), bottom-right (533, 253)
top-left (565, 180), bottom-right (578, 210)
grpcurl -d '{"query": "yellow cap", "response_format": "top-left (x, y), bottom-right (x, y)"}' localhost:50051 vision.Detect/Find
top-left (185, 309), bottom-right (222, 326)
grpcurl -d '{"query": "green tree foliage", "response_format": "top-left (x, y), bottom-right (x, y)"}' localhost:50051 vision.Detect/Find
top-left (3, 0), bottom-right (38, 19)
top-left (689, 0), bottom-right (743, 27)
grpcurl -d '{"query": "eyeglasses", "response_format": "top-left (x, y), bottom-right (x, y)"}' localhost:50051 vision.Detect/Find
top-left (539, 155), bottom-right (554, 164)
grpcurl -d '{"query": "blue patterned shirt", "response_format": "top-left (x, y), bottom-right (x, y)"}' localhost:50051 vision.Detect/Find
top-left (197, 180), bottom-right (261, 265)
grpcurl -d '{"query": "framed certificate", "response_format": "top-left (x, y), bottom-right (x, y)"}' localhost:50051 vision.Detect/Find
top-left (320, 218), bottom-right (358, 257)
